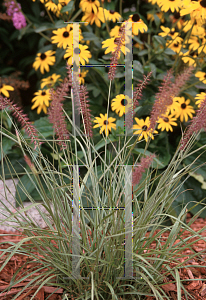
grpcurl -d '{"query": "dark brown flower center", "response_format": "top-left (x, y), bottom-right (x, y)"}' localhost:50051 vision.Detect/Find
top-left (174, 42), bottom-right (179, 47)
top-left (63, 31), bottom-right (69, 38)
top-left (74, 47), bottom-right (80, 54)
top-left (190, 51), bottom-right (197, 57)
top-left (142, 125), bottom-right (147, 131)
top-left (40, 53), bottom-right (46, 60)
top-left (170, 31), bottom-right (175, 36)
top-left (174, 12), bottom-right (180, 19)
top-left (114, 37), bottom-right (120, 44)
top-left (132, 14), bottom-right (140, 22)
top-left (169, 0), bottom-right (175, 1)
top-left (204, 73), bottom-right (206, 78)
top-left (104, 120), bottom-right (109, 125)
top-left (41, 91), bottom-right (46, 96)
top-left (200, 0), bottom-right (206, 8)
top-left (163, 117), bottom-right (169, 122)
top-left (181, 103), bottom-right (186, 109)
top-left (121, 98), bottom-right (128, 106)
top-left (110, 10), bottom-right (115, 14)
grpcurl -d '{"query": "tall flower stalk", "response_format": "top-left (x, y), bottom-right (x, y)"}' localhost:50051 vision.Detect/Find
top-left (148, 66), bottom-right (194, 131)
top-left (48, 77), bottom-right (70, 150)
top-left (66, 63), bottom-right (93, 138)
top-left (0, 95), bottom-right (39, 148)
top-left (108, 23), bottom-right (126, 81)
top-left (180, 94), bottom-right (206, 151)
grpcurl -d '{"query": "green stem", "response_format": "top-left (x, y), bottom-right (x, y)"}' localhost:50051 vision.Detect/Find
top-left (45, 7), bottom-right (55, 25)
top-left (70, 8), bottom-right (83, 22)
top-left (119, 0), bottom-right (123, 19)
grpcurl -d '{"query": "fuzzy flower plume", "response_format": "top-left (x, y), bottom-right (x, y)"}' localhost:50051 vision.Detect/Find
top-left (24, 155), bottom-right (37, 174)
top-left (66, 64), bottom-right (93, 138)
top-left (0, 95), bottom-right (39, 148)
top-left (133, 154), bottom-right (156, 186)
top-left (180, 95), bottom-right (206, 151)
top-left (108, 23), bottom-right (126, 81)
top-left (4, 0), bottom-right (26, 30)
top-left (79, 85), bottom-right (93, 138)
top-left (148, 67), bottom-right (194, 131)
top-left (126, 71), bottom-right (152, 128)
top-left (48, 77), bottom-right (70, 150)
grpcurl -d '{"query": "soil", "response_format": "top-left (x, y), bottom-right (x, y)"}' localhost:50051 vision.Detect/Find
top-left (0, 213), bottom-right (206, 300)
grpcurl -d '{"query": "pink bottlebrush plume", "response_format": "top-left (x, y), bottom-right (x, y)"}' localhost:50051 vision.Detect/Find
top-left (66, 63), bottom-right (81, 114)
top-left (108, 23), bottom-right (126, 81)
top-left (0, 95), bottom-right (39, 148)
top-left (48, 78), bottom-right (70, 150)
top-left (66, 63), bottom-right (93, 139)
top-left (148, 69), bottom-right (174, 131)
top-left (148, 67), bottom-right (194, 131)
top-left (133, 153), bottom-right (156, 186)
top-left (24, 155), bottom-right (37, 173)
top-left (125, 71), bottom-right (152, 128)
top-left (66, 64), bottom-right (74, 88)
top-left (79, 85), bottom-right (93, 138)
top-left (180, 95), bottom-right (206, 151)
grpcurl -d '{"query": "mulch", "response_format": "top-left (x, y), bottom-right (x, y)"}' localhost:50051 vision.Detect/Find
top-left (0, 213), bottom-right (205, 299)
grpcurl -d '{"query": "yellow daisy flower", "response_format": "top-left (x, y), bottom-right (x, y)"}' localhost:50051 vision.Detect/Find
top-left (133, 117), bottom-right (158, 142)
top-left (195, 71), bottom-right (206, 84)
top-left (81, 6), bottom-right (107, 27)
top-left (173, 96), bottom-right (195, 122)
top-left (79, 0), bottom-right (100, 14)
top-left (51, 25), bottom-right (78, 49)
top-left (79, 70), bottom-right (88, 85)
top-left (0, 84), bottom-right (14, 97)
top-left (45, 0), bottom-right (71, 17)
top-left (93, 113), bottom-right (116, 136)
top-left (33, 50), bottom-right (56, 74)
top-left (107, 10), bottom-right (121, 22)
top-left (195, 92), bottom-right (206, 108)
top-left (109, 25), bottom-right (122, 38)
top-left (182, 20), bottom-right (205, 38)
top-left (180, 50), bottom-right (197, 67)
top-left (158, 26), bottom-right (179, 39)
top-left (157, 113), bottom-right (178, 132)
top-left (181, 0), bottom-right (206, 24)
top-left (102, 37), bottom-right (130, 59)
top-left (158, 0), bottom-right (181, 13)
top-left (111, 94), bottom-right (133, 117)
top-left (31, 89), bottom-right (52, 114)
top-left (64, 44), bottom-right (92, 65)
top-left (127, 14), bottom-right (148, 35)
top-left (166, 97), bottom-right (182, 115)
top-left (166, 38), bottom-right (183, 53)
top-left (40, 74), bottom-right (62, 89)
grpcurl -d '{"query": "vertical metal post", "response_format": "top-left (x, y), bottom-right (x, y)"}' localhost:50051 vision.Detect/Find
top-left (124, 21), bottom-right (133, 136)
top-left (72, 23), bottom-right (80, 137)
top-left (124, 164), bottom-right (133, 278)
top-left (72, 164), bottom-right (80, 278)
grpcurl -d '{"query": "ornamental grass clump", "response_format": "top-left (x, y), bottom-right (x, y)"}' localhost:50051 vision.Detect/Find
top-left (0, 63), bottom-right (206, 299)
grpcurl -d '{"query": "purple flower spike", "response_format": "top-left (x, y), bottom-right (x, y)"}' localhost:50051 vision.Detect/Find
top-left (12, 12), bottom-right (26, 30)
